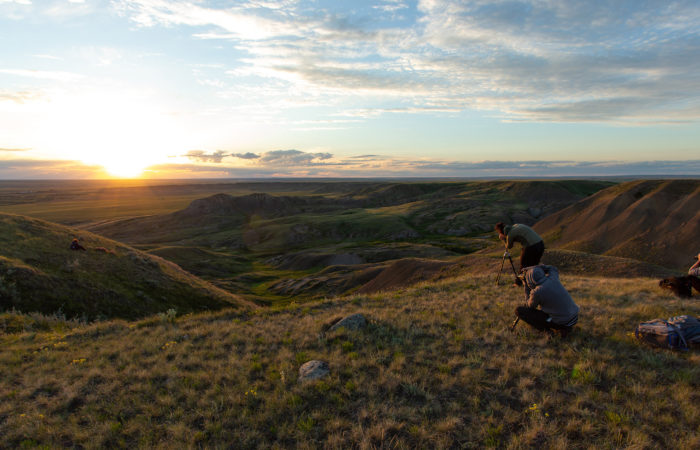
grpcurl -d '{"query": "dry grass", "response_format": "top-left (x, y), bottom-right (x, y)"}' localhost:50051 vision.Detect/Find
top-left (1, 274), bottom-right (698, 448)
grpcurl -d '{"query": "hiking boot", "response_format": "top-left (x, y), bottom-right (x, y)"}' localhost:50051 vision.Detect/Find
top-left (556, 327), bottom-right (571, 339)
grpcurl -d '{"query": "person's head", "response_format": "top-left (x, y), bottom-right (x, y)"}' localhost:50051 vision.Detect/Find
top-left (524, 265), bottom-right (547, 288)
top-left (494, 222), bottom-right (505, 234)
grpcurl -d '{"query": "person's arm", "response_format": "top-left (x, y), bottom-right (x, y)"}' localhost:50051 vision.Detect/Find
top-left (505, 231), bottom-right (514, 249)
top-left (526, 287), bottom-right (540, 309)
top-left (690, 254), bottom-right (700, 271)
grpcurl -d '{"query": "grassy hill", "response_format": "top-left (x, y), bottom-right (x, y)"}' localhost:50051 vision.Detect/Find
top-left (1, 272), bottom-right (698, 448)
top-left (535, 180), bottom-right (700, 271)
top-left (0, 214), bottom-right (252, 320)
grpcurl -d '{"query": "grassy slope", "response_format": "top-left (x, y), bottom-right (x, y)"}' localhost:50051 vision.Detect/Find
top-left (0, 214), bottom-right (252, 320)
top-left (1, 273), bottom-right (698, 448)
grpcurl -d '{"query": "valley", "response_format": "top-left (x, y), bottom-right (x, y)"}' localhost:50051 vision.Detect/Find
top-left (1, 179), bottom-right (616, 305)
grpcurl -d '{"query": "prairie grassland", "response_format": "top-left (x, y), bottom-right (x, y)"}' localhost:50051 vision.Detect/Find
top-left (1, 274), bottom-right (698, 449)
top-left (0, 181), bottom-right (357, 226)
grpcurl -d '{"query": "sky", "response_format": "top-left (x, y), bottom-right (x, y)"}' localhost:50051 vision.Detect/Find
top-left (1, 0), bottom-right (699, 179)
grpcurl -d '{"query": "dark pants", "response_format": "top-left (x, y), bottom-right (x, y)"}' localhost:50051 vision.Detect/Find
top-left (515, 306), bottom-right (573, 334)
top-left (520, 240), bottom-right (544, 271)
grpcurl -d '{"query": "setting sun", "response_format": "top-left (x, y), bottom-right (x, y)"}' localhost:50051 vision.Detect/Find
top-left (101, 159), bottom-right (146, 178)
top-left (36, 91), bottom-right (183, 178)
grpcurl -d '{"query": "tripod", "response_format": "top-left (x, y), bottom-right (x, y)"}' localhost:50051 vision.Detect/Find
top-left (495, 249), bottom-right (520, 286)
top-left (495, 246), bottom-right (523, 332)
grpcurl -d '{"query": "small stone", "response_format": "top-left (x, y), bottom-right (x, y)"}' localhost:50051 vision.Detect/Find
top-left (329, 313), bottom-right (367, 332)
top-left (298, 360), bottom-right (330, 382)
top-left (528, 207), bottom-right (542, 218)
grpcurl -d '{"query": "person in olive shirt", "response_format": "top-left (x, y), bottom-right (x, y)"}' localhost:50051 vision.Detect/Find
top-left (494, 222), bottom-right (545, 273)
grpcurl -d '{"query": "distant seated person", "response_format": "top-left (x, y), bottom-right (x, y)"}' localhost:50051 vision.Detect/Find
top-left (689, 253), bottom-right (700, 278)
top-left (515, 265), bottom-right (579, 338)
top-left (70, 238), bottom-right (86, 251)
top-left (494, 222), bottom-right (545, 272)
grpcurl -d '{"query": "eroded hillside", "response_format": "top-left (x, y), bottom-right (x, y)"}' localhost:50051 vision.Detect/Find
top-left (536, 180), bottom-right (700, 271)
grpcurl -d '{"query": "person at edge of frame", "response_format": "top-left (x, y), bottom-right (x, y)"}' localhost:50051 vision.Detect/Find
top-left (494, 222), bottom-right (544, 285)
top-left (515, 264), bottom-right (579, 338)
top-left (688, 253), bottom-right (700, 278)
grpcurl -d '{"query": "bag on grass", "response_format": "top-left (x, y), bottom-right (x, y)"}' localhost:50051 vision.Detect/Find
top-left (634, 315), bottom-right (700, 350)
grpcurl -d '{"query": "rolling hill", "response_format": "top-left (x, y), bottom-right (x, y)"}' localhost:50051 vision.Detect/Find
top-left (0, 213), bottom-right (252, 320)
top-left (74, 180), bottom-right (645, 303)
top-left (535, 180), bottom-right (700, 271)
top-left (87, 180), bottom-right (611, 247)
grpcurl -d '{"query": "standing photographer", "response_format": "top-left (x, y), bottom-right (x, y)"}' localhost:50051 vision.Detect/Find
top-left (494, 222), bottom-right (544, 273)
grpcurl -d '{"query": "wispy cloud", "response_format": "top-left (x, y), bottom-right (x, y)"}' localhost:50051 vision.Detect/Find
top-left (112, 0), bottom-right (700, 124)
top-left (231, 152), bottom-right (260, 160)
top-left (0, 89), bottom-right (46, 106)
top-left (0, 147), bottom-right (30, 152)
top-left (0, 68), bottom-right (84, 82)
top-left (259, 149), bottom-right (333, 166)
top-left (32, 54), bottom-right (62, 60)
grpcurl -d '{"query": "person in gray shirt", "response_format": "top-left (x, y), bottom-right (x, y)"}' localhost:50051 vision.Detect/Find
top-left (515, 264), bottom-right (579, 338)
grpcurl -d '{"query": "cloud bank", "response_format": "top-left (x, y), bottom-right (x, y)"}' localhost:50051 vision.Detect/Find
top-left (4, 150), bottom-right (700, 179)
top-left (154, 149), bottom-right (700, 178)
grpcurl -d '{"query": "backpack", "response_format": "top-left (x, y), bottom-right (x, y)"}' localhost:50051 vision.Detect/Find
top-left (634, 315), bottom-right (700, 350)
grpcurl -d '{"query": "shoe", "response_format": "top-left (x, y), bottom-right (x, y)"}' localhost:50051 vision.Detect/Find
top-left (556, 327), bottom-right (571, 339)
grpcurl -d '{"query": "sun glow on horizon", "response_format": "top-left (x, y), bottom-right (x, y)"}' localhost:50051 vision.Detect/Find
top-left (100, 160), bottom-right (147, 178)
top-left (36, 91), bottom-right (187, 177)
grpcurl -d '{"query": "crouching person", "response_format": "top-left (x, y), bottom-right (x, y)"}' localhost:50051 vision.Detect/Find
top-left (515, 265), bottom-right (579, 338)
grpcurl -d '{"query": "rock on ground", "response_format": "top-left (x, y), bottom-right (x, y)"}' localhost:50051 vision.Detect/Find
top-left (298, 360), bottom-right (330, 382)
top-left (329, 313), bottom-right (367, 332)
